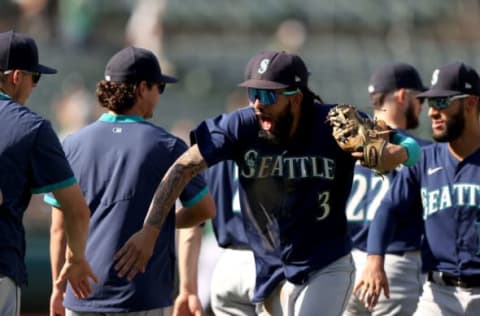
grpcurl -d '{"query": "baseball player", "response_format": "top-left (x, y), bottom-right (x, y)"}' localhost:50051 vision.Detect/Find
top-left (45, 47), bottom-right (215, 316)
top-left (114, 51), bottom-right (419, 316)
top-left (0, 30), bottom-right (96, 316)
top-left (344, 63), bottom-right (432, 316)
top-left (359, 62), bottom-right (480, 316)
top-left (206, 161), bottom-right (257, 315)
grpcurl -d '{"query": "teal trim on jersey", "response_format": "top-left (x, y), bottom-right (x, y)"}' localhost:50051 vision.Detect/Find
top-left (31, 177), bottom-right (77, 194)
top-left (44, 194), bottom-right (61, 208)
top-left (182, 186), bottom-right (209, 207)
top-left (44, 185), bottom-right (210, 210)
top-left (0, 92), bottom-right (12, 100)
top-left (392, 133), bottom-right (420, 166)
top-left (99, 113), bottom-right (145, 123)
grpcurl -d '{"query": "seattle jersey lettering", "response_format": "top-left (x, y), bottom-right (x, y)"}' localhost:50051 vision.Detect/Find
top-left (421, 182), bottom-right (480, 217)
top-left (241, 149), bottom-right (335, 179)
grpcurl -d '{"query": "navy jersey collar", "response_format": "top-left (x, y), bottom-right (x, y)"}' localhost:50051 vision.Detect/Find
top-left (99, 113), bottom-right (145, 123)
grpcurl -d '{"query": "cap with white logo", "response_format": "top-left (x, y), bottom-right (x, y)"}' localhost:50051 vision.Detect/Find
top-left (238, 51), bottom-right (309, 89)
top-left (418, 62), bottom-right (480, 98)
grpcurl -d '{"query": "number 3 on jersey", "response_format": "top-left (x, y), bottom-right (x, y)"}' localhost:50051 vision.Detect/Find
top-left (346, 173), bottom-right (390, 222)
top-left (316, 191), bottom-right (331, 220)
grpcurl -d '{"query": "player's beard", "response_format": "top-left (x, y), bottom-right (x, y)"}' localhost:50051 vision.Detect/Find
top-left (432, 104), bottom-right (465, 142)
top-left (259, 102), bottom-right (294, 145)
top-left (405, 98), bottom-right (419, 130)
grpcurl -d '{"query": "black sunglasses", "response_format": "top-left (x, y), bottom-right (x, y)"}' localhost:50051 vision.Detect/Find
top-left (31, 72), bottom-right (41, 84)
top-left (427, 94), bottom-right (469, 110)
top-left (20, 71), bottom-right (41, 84)
top-left (158, 82), bottom-right (166, 94)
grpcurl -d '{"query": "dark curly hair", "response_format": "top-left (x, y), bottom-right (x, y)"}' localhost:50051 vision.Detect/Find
top-left (96, 80), bottom-right (137, 113)
top-left (96, 81), bottom-right (156, 114)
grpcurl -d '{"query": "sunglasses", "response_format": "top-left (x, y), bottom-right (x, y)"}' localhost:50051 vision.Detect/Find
top-left (427, 94), bottom-right (469, 110)
top-left (24, 71), bottom-right (41, 84)
top-left (157, 82), bottom-right (166, 94)
top-left (247, 88), bottom-right (299, 106)
top-left (3, 70), bottom-right (41, 84)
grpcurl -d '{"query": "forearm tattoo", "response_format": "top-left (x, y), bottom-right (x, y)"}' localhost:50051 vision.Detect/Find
top-left (145, 146), bottom-right (207, 229)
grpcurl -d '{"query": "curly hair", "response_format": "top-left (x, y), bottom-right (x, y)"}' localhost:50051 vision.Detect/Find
top-left (96, 80), bottom-right (137, 113)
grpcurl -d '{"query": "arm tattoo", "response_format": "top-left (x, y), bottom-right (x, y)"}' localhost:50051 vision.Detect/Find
top-left (145, 145), bottom-right (208, 229)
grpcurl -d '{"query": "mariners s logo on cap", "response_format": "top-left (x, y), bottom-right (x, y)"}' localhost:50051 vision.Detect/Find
top-left (258, 59), bottom-right (270, 74)
top-left (238, 51), bottom-right (309, 90)
top-left (418, 62), bottom-right (480, 98)
top-left (431, 69), bottom-right (439, 86)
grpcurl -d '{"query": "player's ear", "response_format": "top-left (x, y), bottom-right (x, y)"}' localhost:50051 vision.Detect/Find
top-left (11, 70), bottom-right (22, 86)
top-left (136, 81), bottom-right (147, 98)
top-left (393, 88), bottom-right (407, 105)
top-left (464, 95), bottom-right (479, 113)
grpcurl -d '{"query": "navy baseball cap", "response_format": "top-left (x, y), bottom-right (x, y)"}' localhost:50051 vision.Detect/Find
top-left (105, 47), bottom-right (177, 84)
top-left (0, 30), bottom-right (56, 74)
top-left (368, 62), bottom-right (426, 94)
top-left (238, 51), bottom-right (309, 89)
top-left (418, 62), bottom-right (480, 98)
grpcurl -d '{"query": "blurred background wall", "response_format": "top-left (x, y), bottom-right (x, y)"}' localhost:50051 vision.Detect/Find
top-left (1, 0), bottom-right (480, 313)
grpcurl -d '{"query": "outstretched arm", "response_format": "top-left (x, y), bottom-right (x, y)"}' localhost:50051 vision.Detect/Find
top-left (49, 207), bottom-right (67, 316)
top-left (114, 145), bottom-right (209, 280)
top-left (173, 225), bottom-right (203, 316)
top-left (51, 184), bottom-right (98, 299)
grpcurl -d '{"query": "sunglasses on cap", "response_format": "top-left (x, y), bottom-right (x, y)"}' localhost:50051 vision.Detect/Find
top-left (247, 88), bottom-right (299, 106)
top-left (427, 94), bottom-right (469, 110)
top-left (3, 70), bottom-right (41, 84)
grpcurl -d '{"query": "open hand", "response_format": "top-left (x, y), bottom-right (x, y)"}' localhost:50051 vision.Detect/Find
top-left (113, 225), bottom-right (159, 281)
top-left (353, 255), bottom-right (389, 310)
top-left (56, 257), bottom-right (98, 299)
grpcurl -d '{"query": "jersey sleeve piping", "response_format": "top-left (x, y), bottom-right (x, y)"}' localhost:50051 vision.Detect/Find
top-left (31, 176), bottom-right (77, 194)
top-left (181, 186), bottom-right (209, 207)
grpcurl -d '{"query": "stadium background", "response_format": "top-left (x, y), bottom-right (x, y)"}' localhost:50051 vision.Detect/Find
top-left (1, 0), bottom-right (479, 314)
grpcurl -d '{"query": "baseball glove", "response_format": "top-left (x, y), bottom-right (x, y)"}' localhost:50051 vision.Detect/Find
top-left (326, 104), bottom-right (391, 173)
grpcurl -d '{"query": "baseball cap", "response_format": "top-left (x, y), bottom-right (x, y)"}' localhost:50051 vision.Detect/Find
top-left (238, 51), bottom-right (309, 89)
top-left (417, 62), bottom-right (480, 98)
top-left (368, 62), bottom-right (426, 94)
top-left (0, 30), bottom-right (56, 74)
top-left (105, 46), bottom-right (177, 84)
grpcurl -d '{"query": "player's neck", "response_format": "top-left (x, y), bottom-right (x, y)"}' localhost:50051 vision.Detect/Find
top-left (374, 110), bottom-right (406, 130)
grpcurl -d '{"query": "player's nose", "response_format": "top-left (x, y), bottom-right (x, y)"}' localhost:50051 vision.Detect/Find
top-left (427, 106), bottom-right (440, 118)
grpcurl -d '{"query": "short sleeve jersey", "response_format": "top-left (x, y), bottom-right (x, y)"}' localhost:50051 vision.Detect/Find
top-left (206, 160), bottom-right (284, 301)
top-left (347, 131), bottom-right (431, 254)
top-left (0, 94), bottom-right (75, 286)
top-left (192, 104), bottom-right (356, 286)
top-left (369, 143), bottom-right (480, 276)
top-left (44, 113), bottom-right (208, 312)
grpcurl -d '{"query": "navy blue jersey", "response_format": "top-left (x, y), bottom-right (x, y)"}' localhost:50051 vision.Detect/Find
top-left (369, 142), bottom-right (480, 276)
top-left (44, 113), bottom-right (208, 312)
top-left (192, 104), bottom-right (356, 289)
top-left (0, 94), bottom-right (75, 286)
top-left (206, 160), bottom-right (284, 302)
top-left (347, 131), bottom-right (431, 253)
